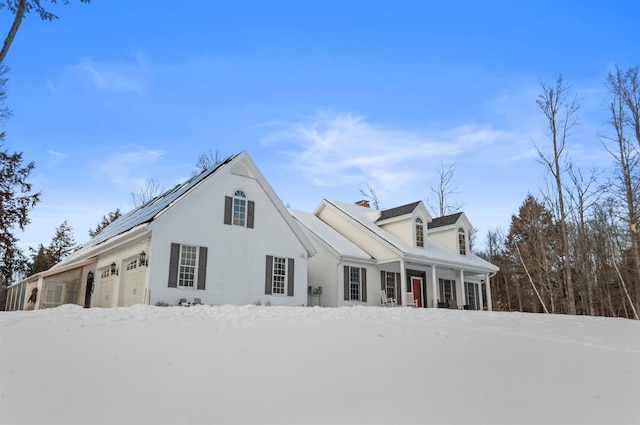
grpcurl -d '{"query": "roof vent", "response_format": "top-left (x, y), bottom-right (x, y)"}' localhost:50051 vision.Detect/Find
top-left (355, 200), bottom-right (370, 208)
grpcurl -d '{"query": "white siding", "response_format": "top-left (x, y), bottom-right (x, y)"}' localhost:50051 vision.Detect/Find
top-left (306, 243), bottom-right (339, 307)
top-left (378, 218), bottom-right (413, 246)
top-left (147, 166), bottom-right (309, 307)
top-left (428, 228), bottom-right (457, 254)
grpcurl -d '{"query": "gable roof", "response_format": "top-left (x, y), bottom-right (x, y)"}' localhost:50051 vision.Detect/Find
top-left (376, 201), bottom-right (421, 222)
top-left (62, 151), bottom-right (315, 264)
top-left (428, 212), bottom-right (463, 229)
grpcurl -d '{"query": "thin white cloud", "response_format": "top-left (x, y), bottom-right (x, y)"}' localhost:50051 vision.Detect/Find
top-left (47, 149), bottom-right (68, 160)
top-left (262, 111), bottom-right (517, 195)
top-left (71, 52), bottom-right (148, 93)
top-left (96, 145), bottom-right (166, 187)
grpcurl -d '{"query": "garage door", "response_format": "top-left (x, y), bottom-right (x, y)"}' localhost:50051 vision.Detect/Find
top-left (97, 269), bottom-right (115, 308)
top-left (119, 259), bottom-right (145, 307)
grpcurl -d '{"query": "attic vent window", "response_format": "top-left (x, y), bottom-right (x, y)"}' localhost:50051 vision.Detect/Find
top-left (416, 218), bottom-right (424, 248)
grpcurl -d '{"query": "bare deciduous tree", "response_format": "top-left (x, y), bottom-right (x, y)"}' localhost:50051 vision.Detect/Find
top-left (602, 65), bottom-right (640, 313)
top-left (193, 149), bottom-right (224, 176)
top-left (427, 162), bottom-right (463, 217)
top-left (535, 75), bottom-right (580, 315)
top-left (130, 178), bottom-right (163, 209)
top-left (359, 183), bottom-right (381, 209)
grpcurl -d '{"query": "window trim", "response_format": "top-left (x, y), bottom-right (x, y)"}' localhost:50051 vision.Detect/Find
top-left (458, 227), bottom-right (467, 255)
top-left (224, 191), bottom-right (255, 228)
top-left (178, 245), bottom-right (198, 288)
top-left (271, 256), bottom-right (287, 295)
top-left (384, 271), bottom-right (397, 300)
top-left (416, 217), bottom-right (424, 248)
top-left (344, 266), bottom-right (367, 302)
top-left (466, 281), bottom-right (479, 310)
top-left (264, 255), bottom-right (295, 296)
top-left (439, 278), bottom-right (456, 302)
top-left (168, 243), bottom-right (208, 290)
top-left (232, 189), bottom-right (247, 227)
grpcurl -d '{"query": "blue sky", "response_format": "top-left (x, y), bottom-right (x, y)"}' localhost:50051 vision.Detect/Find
top-left (3, 0), bottom-right (639, 252)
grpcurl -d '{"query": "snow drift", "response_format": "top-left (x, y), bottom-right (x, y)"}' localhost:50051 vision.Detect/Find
top-left (1, 305), bottom-right (638, 425)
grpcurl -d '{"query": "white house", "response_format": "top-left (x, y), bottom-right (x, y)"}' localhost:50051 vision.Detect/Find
top-left (5, 151), bottom-right (316, 311)
top-left (291, 199), bottom-right (498, 310)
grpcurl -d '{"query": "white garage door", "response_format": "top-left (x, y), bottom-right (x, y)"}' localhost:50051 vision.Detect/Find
top-left (97, 269), bottom-right (115, 308)
top-left (119, 259), bottom-right (145, 307)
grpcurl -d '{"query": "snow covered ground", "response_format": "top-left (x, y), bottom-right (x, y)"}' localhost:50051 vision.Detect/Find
top-left (1, 305), bottom-right (639, 425)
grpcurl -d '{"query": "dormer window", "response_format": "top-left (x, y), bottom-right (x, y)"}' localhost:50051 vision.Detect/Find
top-left (458, 228), bottom-right (466, 255)
top-left (416, 218), bottom-right (424, 248)
top-left (224, 190), bottom-right (255, 228)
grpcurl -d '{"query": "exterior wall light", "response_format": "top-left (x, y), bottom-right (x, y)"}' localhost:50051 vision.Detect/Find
top-left (110, 262), bottom-right (119, 276)
top-left (139, 251), bottom-right (149, 266)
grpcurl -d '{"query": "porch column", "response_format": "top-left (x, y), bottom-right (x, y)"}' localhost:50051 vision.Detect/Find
top-left (399, 259), bottom-right (407, 306)
top-left (485, 273), bottom-right (493, 311)
top-left (431, 265), bottom-right (438, 308)
top-left (478, 280), bottom-right (484, 311)
top-left (457, 269), bottom-right (465, 309)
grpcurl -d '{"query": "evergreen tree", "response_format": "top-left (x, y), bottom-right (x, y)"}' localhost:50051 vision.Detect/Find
top-left (0, 65), bottom-right (40, 288)
top-left (89, 208), bottom-right (122, 238)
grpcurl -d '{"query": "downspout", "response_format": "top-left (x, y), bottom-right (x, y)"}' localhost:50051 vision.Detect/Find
top-left (399, 259), bottom-right (407, 306)
top-left (337, 259), bottom-right (342, 307)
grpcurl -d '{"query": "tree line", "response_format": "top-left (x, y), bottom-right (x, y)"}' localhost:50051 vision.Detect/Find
top-left (478, 66), bottom-right (639, 319)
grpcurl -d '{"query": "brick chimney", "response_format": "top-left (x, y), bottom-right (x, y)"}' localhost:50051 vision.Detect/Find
top-left (355, 200), bottom-right (370, 208)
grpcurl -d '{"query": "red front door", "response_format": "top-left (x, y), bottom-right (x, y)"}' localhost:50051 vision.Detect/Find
top-left (411, 277), bottom-right (423, 307)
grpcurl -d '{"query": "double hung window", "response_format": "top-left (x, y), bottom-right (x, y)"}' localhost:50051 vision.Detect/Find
top-left (168, 243), bottom-right (208, 290)
top-left (344, 266), bottom-right (367, 302)
top-left (439, 278), bottom-right (455, 302)
top-left (224, 189), bottom-right (255, 228)
top-left (458, 228), bottom-right (467, 255)
top-left (384, 272), bottom-right (397, 300)
top-left (178, 245), bottom-right (198, 288)
top-left (265, 255), bottom-right (295, 296)
top-left (416, 218), bottom-right (424, 247)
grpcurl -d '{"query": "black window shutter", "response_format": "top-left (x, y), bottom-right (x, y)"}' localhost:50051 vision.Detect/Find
top-left (224, 196), bottom-right (232, 225)
top-left (265, 255), bottom-right (273, 295)
top-left (247, 201), bottom-right (255, 229)
top-left (396, 273), bottom-right (402, 306)
top-left (343, 265), bottom-right (349, 301)
top-left (168, 243), bottom-right (180, 288)
top-left (380, 271), bottom-right (385, 291)
top-left (286, 258), bottom-right (294, 296)
top-left (361, 268), bottom-right (367, 302)
top-left (197, 246), bottom-right (207, 290)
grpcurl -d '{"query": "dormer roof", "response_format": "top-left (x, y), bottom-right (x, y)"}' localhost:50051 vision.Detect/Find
top-left (376, 201), bottom-right (421, 223)
top-left (428, 212), bottom-right (464, 229)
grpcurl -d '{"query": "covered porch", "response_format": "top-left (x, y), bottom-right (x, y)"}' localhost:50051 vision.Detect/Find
top-left (378, 259), bottom-right (494, 311)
